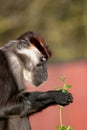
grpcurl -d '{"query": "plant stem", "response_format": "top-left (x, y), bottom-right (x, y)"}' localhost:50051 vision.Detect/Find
top-left (59, 106), bottom-right (63, 127)
top-left (67, 126), bottom-right (71, 130)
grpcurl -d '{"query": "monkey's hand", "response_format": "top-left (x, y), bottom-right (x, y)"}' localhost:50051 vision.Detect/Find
top-left (52, 90), bottom-right (73, 106)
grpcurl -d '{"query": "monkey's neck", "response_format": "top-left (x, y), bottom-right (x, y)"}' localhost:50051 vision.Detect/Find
top-left (3, 48), bottom-right (26, 91)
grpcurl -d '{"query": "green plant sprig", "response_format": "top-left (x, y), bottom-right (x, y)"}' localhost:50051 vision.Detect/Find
top-left (55, 76), bottom-right (73, 130)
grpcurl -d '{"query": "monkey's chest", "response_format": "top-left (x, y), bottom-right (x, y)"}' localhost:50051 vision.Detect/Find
top-left (7, 117), bottom-right (31, 130)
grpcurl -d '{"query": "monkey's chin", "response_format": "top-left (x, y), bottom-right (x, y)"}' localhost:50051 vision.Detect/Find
top-left (33, 82), bottom-right (43, 87)
top-left (24, 79), bottom-right (35, 87)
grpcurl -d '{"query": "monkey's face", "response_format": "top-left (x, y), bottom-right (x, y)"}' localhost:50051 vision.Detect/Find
top-left (20, 46), bottom-right (48, 86)
top-left (16, 32), bottom-right (51, 86)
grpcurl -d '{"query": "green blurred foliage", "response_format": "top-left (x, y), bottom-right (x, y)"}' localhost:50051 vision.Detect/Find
top-left (0, 0), bottom-right (86, 62)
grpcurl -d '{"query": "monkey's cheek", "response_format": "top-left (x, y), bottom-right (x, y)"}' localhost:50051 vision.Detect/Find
top-left (32, 77), bottom-right (47, 87)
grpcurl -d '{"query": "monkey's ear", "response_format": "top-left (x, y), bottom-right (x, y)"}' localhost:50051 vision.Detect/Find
top-left (17, 39), bottom-right (30, 49)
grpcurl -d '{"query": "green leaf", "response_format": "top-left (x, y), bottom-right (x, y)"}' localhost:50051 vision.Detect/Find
top-left (63, 84), bottom-right (72, 90)
top-left (56, 125), bottom-right (73, 130)
top-left (62, 89), bottom-right (68, 93)
top-left (66, 126), bottom-right (73, 130)
top-left (65, 84), bottom-right (72, 89)
top-left (58, 76), bottom-right (66, 82)
top-left (59, 105), bottom-right (63, 109)
top-left (55, 86), bottom-right (60, 91)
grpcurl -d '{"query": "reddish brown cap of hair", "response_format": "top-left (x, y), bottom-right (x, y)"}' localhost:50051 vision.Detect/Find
top-left (17, 31), bottom-right (51, 59)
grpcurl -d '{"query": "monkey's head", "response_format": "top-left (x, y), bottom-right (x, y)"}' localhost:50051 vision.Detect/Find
top-left (16, 31), bottom-right (51, 86)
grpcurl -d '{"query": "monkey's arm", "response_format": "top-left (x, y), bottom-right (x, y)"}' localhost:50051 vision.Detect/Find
top-left (0, 90), bottom-right (73, 118)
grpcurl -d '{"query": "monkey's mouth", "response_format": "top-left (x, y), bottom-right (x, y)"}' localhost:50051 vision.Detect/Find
top-left (23, 74), bottom-right (47, 87)
top-left (32, 74), bottom-right (48, 87)
top-left (23, 68), bottom-right (48, 87)
top-left (24, 77), bottom-right (46, 87)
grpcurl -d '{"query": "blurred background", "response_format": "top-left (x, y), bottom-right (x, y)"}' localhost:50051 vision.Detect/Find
top-left (0, 0), bottom-right (87, 130)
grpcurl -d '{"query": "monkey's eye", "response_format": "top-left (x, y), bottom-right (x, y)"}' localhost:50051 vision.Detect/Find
top-left (17, 39), bottom-right (29, 49)
top-left (37, 57), bottom-right (47, 67)
top-left (40, 57), bottom-right (47, 62)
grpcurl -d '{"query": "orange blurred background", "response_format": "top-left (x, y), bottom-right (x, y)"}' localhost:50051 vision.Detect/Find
top-left (0, 1), bottom-right (87, 130)
top-left (27, 61), bottom-right (87, 130)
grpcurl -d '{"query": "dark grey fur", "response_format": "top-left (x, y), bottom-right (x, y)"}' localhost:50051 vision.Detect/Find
top-left (0, 40), bottom-right (73, 130)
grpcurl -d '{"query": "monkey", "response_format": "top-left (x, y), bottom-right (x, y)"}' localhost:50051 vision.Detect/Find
top-left (0, 31), bottom-right (73, 130)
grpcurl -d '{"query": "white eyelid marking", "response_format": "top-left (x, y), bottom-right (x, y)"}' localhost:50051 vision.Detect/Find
top-left (41, 57), bottom-right (47, 62)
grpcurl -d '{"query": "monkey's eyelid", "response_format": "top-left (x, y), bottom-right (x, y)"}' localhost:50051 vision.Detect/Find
top-left (17, 40), bottom-right (30, 49)
top-left (21, 40), bottom-right (29, 46)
